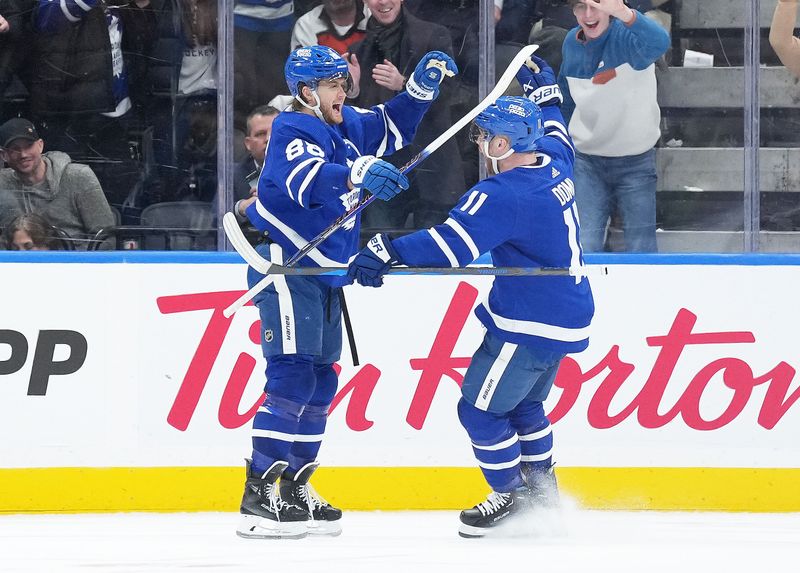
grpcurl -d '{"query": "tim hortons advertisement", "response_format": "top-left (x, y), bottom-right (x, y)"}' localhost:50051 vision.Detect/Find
top-left (1, 262), bottom-right (799, 470)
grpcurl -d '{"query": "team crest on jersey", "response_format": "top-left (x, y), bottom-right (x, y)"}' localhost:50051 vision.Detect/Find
top-left (264, 329), bottom-right (274, 343)
top-left (552, 167), bottom-right (560, 178)
top-left (339, 189), bottom-right (360, 230)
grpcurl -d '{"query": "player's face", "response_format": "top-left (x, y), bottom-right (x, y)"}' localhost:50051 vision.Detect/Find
top-left (365, 0), bottom-right (402, 26)
top-left (1, 138), bottom-right (44, 177)
top-left (316, 78), bottom-right (348, 125)
top-left (573, 1), bottom-right (611, 40)
top-left (244, 114), bottom-right (276, 164)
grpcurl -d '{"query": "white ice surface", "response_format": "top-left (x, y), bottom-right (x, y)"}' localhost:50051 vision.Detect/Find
top-left (1, 508), bottom-right (799, 573)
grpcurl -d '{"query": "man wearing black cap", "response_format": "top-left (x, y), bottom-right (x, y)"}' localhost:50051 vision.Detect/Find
top-left (0, 117), bottom-right (115, 249)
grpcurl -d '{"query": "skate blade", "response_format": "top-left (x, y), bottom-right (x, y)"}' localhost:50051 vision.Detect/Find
top-left (306, 520), bottom-right (343, 537)
top-left (236, 514), bottom-right (308, 540)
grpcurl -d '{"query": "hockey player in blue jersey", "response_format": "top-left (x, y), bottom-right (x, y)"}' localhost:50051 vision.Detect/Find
top-left (237, 44), bottom-right (458, 539)
top-left (347, 56), bottom-right (594, 537)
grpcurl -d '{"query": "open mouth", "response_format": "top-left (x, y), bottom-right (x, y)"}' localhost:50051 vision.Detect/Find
top-left (584, 20), bottom-right (600, 32)
top-left (332, 103), bottom-right (342, 113)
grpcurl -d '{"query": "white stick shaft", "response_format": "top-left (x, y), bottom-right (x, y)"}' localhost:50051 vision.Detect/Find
top-left (223, 274), bottom-right (274, 318)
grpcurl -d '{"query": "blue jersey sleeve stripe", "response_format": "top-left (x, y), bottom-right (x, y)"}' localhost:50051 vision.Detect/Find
top-left (427, 228), bottom-right (459, 267)
top-left (296, 160), bottom-right (324, 207)
top-left (444, 217), bottom-right (480, 261)
top-left (285, 157), bottom-right (324, 201)
top-left (547, 130), bottom-right (575, 156)
top-left (482, 303), bottom-right (591, 342)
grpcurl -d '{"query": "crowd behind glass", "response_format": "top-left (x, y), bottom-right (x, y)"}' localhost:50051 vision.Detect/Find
top-left (0, 0), bottom-right (796, 253)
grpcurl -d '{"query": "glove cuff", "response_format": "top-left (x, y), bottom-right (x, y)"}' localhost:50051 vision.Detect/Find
top-left (366, 233), bottom-right (399, 264)
top-left (527, 85), bottom-right (563, 107)
top-left (350, 155), bottom-right (378, 186)
top-left (406, 75), bottom-right (436, 101)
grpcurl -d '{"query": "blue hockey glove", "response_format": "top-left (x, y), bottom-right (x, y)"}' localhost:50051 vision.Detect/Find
top-left (406, 51), bottom-right (458, 101)
top-left (347, 233), bottom-right (400, 288)
top-left (350, 155), bottom-right (409, 201)
top-left (516, 55), bottom-right (563, 107)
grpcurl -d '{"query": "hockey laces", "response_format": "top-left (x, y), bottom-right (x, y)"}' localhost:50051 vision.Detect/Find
top-left (476, 491), bottom-right (512, 516)
top-left (264, 482), bottom-right (292, 519)
top-left (298, 483), bottom-right (330, 513)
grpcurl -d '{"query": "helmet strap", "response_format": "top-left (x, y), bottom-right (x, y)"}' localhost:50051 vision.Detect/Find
top-left (295, 88), bottom-right (325, 121)
top-left (481, 138), bottom-right (515, 175)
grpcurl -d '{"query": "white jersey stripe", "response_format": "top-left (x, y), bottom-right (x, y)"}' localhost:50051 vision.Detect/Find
top-left (271, 243), bottom-right (297, 354)
top-left (475, 341), bottom-right (517, 411)
top-left (386, 112), bottom-right (404, 153)
top-left (467, 192), bottom-right (487, 216)
top-left (252, 429), bottom-right (324, 442)
top-left (477, 455), bottom-right (522, 471)
top-left (519, 425), bottom-right (552, 441)
top-left (444, 218), bottom-right (480, 261)
top-left (520, 451), bottom-right (553, 462)
top-left (286, 157), bottom-right (323, 201)
top-left (549, 131), bottom-right (575, 153)
top-left (296, 160), bottom-right (324, 207)
top-left (460, 190), bottom-right (479, 213)
top-left (255, 199), bottom-right (342, 266)
top-left (427, 228), bottom-right (459, 267)
top-left (544, 119), bottom-right (568, 136)
top-left (471, 434), bottom-right (519, 451)
top-left (375, 104), bottom-right (389, 157)
top-left (482, 301), bottom-right (591, 342)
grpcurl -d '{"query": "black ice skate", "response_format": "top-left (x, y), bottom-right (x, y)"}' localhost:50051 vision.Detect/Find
top-left (280, 461), bottom-right (343, 536)
top-left (237, 459), bottom-right (309, 539)
top-left (458, 488), bottom-right (531, 538)
top-left (522, 464), bottom-right (560, 508)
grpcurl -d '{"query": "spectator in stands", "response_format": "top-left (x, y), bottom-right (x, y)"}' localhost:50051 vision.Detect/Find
top-left (2, 213), bottom-right (64, 250)
top-left (234, 105), bottom-right (279, 217)
top-left (348, 0), bottom-right (465, 231)
top-left (530, 0), bottom-right (669, 76)
top-left (0, 0), bottom-right (30, 118)
top-left (22, 0), bottom-right (157, 210)
top-left (291, 0), bottom-right (370, 54)
top-left (770, 0), bottom-right (800, 79)
top-left (558, 0), bottom-right (669, 253)
top-left (234, 0), bottom-right (295, 115)
top-left (0, 118), bottom-right (115, 249)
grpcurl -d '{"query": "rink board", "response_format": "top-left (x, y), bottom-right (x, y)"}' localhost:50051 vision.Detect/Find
top-left (1, 252), bottom-right (799, 512)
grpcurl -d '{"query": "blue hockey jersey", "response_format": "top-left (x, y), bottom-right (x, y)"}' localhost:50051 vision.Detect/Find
top-left (392, 105), bottom-right (595, 353)
top-left (246, 92), bottom-right (430, 287)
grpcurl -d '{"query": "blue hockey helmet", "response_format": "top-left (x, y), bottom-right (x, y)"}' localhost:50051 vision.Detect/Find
top-left (470, 96), bottom-right (545, 153)
top-left (285, 45), bottom-right (350, 97)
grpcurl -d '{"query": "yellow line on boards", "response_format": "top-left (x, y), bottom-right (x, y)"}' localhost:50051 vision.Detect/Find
top-left (1, 467), bottom-right (799, 513)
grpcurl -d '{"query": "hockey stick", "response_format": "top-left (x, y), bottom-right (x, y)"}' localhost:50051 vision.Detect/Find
top-left (222, 215), bottom-right (603, 318)
top-left (281, 43), bottom-right (541, 268)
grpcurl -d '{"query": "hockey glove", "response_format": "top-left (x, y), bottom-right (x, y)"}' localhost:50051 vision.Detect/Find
top-left (517, 55), bottom-right (563, 107)
top-left (350, 155), bottom-right (409, 201)
top-left (406, 51), bottom-right (458, 101)
top-left (347, 233), bottom-right (400, 288)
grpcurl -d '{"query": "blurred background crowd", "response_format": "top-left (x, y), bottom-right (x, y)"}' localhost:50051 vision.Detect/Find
top-left (0, 0), bottom-right (797, 253)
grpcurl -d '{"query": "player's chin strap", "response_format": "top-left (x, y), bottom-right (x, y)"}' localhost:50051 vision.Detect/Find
top-left (481, 140), bottom-right (515, 175)
top-left (295, 91), bottom-right (325, 121)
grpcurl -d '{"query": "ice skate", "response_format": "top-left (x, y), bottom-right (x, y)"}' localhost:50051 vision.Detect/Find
top-left (522, 464), bottom-right (560, 508)
top-left (458, 488), bottom-right (531, 538)
top-left (237, 459), bottom-right (309, 539)
top-left (280, 462), bottom-right (343, 536)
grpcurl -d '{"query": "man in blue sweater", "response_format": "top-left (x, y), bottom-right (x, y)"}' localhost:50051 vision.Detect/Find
top-left (348, 57), bottom-right (595, 538)
top-left (558, 0), bottom-right (670, 252)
